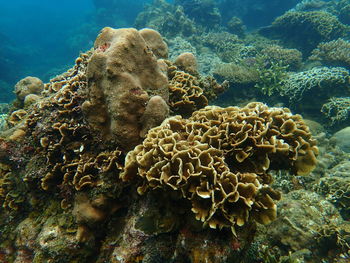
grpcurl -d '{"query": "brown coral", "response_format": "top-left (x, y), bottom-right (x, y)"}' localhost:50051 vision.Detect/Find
top-left (121, 102), bottom-right (318, 232)
top-left (139, 28), bottom-right (168, 59)
top-left (14, 76), bottom-right (44, 102)
top-left (21, 52), bottom-right (125, 210)
top-left (309, 38), bottom-right (350, 69)
top-left (82, 27), bottom-right (169, 151)
top-left (168, 65), bottom-right (208, 117)
top-left (174, 52), bottom-right (199, 76)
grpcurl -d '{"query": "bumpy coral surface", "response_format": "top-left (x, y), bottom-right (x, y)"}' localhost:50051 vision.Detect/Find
top-left (82, 27), bottom-right (169, 151)
top-left (121, 102), bottom-right (318, 232)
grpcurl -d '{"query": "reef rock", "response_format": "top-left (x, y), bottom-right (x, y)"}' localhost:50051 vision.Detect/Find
top-left (82, 27), bottom-right (169, 150)
top-left (332, 126), bottom-right (350, 153)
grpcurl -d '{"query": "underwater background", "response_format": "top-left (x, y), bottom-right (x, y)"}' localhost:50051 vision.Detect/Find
top-left (0, 0), bottom-right (350, 262)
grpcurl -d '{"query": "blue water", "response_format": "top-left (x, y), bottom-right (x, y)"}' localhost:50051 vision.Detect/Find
top-left (0, 0), bottom-right (311, 103)
top-left (0, 0), bottom-right (153, 102)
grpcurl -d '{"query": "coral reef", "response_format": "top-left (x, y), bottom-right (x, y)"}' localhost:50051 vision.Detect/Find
top-left (331, 127), bottom-right (350, 153)
top-left (255, 61), bottom-right (289, 97)
top-left (321, 97), bottom-right (350, 125)
top-left (260, 189), bottom-right (350, 261)
top-left (175, 0), bottom-right (221, 28)
top-left (213, 63), bottom-right (260, 88)
top-left (218, 0), bottom-right (300, 28)
top-left (260, 11), bottom-right (349, 54)
top-left (213, 62), bottom-right (261, 105)
top-left (316, 165), bottom-right (350, 219)
top-left (293, 0), bottom-right (329, 12)
top-left (6, 17), bottom-right (350, 260)
top-left (200, 32), bottom-right (243, 62)
top-left (280, 67), bottom-right (350, 115)
top-left (227, 16), bottom-right (246, 37)
top-left (167, 61), bottom-right (226, 117)
top-left (92, 0), bottom-right (144, 26)
top-left (260, 45), bottom-right (303, 71)
top-left (121, 102), bottom-right (318, 232)
top-left (310, 38), bottom-right (350, 69)
top-left (167, 65), bottom-right (208, 116)
top-left (134, 0), bottom-right (200, 38)
top-left (326, 0), bottom-right (350, 25)
top-left (174, 52), bottom-right (199, 76)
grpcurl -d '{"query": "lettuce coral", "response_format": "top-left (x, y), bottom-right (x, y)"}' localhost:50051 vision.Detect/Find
top-left (121, 102), bottom-right (318, 232)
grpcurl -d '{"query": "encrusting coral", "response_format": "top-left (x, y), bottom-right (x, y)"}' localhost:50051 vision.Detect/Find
top-left (121, 102), bottom-right (318, 233)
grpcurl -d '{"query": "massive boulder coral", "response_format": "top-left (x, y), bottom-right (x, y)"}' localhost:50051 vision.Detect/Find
top-left (121, 102), bottom-right (318, 232)
top-left (14, 76), bottom-right (44, 108)
top-left (82, 27), bottom-right (169, 151)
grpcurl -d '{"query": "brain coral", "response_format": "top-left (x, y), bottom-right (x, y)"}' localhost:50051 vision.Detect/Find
top-left (121, 102), bottom-right (318, 232)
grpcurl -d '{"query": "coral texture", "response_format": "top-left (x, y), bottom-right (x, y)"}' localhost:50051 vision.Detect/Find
top-left (14, 76), bottom-right (44, 107)
top-left (121, 102), bottom-right (318, 232)
top-left (82, 27), bottom-right (169, 150)
top-left (260, 45), bottom-right (303, 71)
top-left (280, 67), bottom-right (350, 113)
top-left (310, 38), bottom-right (350, 69)
top-left (167, 64), bottom-right (208, 116)
top-left (321, 97), bottom-right (350, 125)
top-left (134, 0), bottom-right (199, 38)
top-left (261, 11), bottom-right (349, 53)
top-left (174, 52), bottom-right (198, 76)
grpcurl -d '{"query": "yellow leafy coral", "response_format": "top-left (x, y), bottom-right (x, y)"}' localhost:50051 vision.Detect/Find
top-left (121, 102), bottom-right (318, 232)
